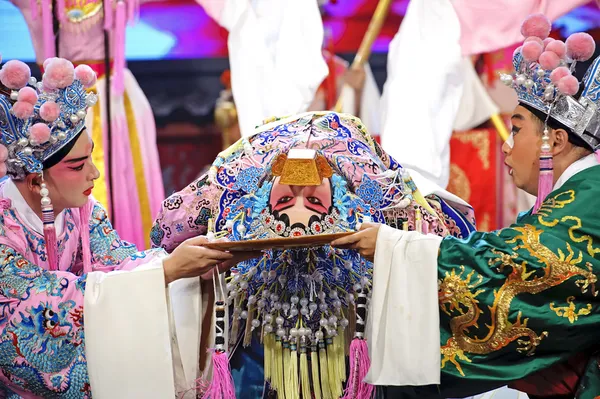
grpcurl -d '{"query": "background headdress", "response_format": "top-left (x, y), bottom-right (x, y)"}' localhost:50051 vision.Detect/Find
top-left (500, 14), bottom-right (599, 212)
top-left (0, 55), bottom-right (98, 270)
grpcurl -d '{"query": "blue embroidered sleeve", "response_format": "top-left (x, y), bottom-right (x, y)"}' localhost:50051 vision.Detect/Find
top-left (88, 202), bottom-right (167, 270)
top-left (0, 244), bottom-right (91, 397)
top-left (88, 202), bottom-right (147, 266)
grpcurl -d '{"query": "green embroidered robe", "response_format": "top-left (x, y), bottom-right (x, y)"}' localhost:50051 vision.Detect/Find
top-left (386, 165), bottom-right (600, 398)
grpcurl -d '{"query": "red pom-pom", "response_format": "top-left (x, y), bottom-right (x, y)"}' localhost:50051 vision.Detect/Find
top-left (43, 58), bottom-right (75, 89)
top-left (557, 75), bottom-right (580, 96)
top-left (0, 145), bottom-right (8, 162)
top-left (74, 65), bottom-right (97, 88)
top-left (11, 101), bottom-right (34, 119)
top-left (566, 32), bottom-right (596, 61)
top-left (522, 41), bottom-right (543, 62)
top-left (17, 87), bottom-right (38, 105)
top-left (539, 51), bottom-right (560, 70)
top-left (0, 60), bottom-right (31, 90)
top-left (30, 123), bottom-right (51, 143)
top-left (546, 40), bottom-right (566, 58)
top-left (521, 13), bottom-right (551, 39)
top-left (550, 66), bottom-right (571, 84)
top-left (40, 101), bottom-right (61, 122)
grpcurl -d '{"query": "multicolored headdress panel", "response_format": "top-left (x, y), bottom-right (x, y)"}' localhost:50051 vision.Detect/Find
top-left (500, 14), bottom-right (599, 150)
top-left (193, 112), bottom-right (475, 398)
top-left (0, 57), bottom-right (97, 179)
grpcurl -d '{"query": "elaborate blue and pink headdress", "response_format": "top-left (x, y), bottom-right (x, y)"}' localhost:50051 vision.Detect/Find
top-left (191, 112), bottom-right (475, 399)
top-left (0, 55), bottom-right (98, 270)
top-left (499, 14), bottom-right (599, 212)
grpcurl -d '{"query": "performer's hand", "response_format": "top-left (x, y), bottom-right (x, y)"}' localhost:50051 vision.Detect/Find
top-left (344, 67), bottom-right (366, 92)
top-left (163, 236), bottom-right (233, 285)
top-left (330, 223), bottom-right (381, 262)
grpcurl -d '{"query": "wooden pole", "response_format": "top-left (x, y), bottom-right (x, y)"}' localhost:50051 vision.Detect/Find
top-left (490, 113), bottom-right (510, 142)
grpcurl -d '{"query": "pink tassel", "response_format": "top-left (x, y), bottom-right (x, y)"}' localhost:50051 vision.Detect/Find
top-left (342, 289), bottom-right (374, 399)
top-left (200, 300), bottom-right (236, 398)
top-left (343, 339), bottom-right (374, 399)
top-left (41, 0), bottom-right (56, 59)
top-left (56, 0), bottom-right (66, 22)
top-left (112, 1), bottom-right (126, 97)
top-left (533, 134), bottom-right (554, 213)
top-left (42, 205), bottom-right (59, 271)
top-left (200, 350), bottom-right (236, 399)
top-left (103, 0), bottom-right (113, 30)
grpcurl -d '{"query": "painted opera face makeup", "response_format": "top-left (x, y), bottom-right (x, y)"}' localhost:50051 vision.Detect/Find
top-left (269, 177), bottom-right (333, 230)
top-left (43, 131), bottom-right (100, 210)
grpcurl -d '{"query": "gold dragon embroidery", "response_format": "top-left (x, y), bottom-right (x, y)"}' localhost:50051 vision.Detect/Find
top-left (550, 296), bottom-right (592, 323)
top-left (439, 217), bottom-right (598, 376)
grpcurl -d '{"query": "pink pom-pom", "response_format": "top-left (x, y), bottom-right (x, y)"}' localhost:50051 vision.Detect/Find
top-left (39, 101), bottom-right (61, 122)
top-left (0, 60), bottom-right (31, 90)
top-left (17, 87), bottom-right (38, 105)
top-left (557, 75), bottom-right (580, 96)
top-left (524, 37), bottom-right (544, 46)
top-left (74, 65), bottom-right (97, 88)
top-left (543, 38), bottom-right (555, 48)
top-left (11, 101), bottom-right (34, 119)
top-left (41, 75), bottom-right (57, 91)
top-left (30, 123), bottom-right (51, 143)
top-left (550, 66), bottom-right (571, 84)
top-left (566, 32), bottom-right (596, 61)
top-left (42, 57), bottom-right (59, 70)
top-left (43, 58), bottom-right (75, 89)
top-left (521, 13), bottom-right (551, 40)
top-left (539, 51), bottom-right (560, 70)
top-left (0, 144), bottom-right (8, 162)
top-left (546, 40), bottom-right (566, 58)
top-left (522, 41), bottom-right (543, 62)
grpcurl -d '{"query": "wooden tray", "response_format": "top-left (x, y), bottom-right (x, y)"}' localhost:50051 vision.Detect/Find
top-left (204, 232), bottom-right (354, 252)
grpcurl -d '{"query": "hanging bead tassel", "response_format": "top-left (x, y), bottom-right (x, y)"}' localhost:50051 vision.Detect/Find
top-left (201, 301), bottom-right (236, 399)
top-left (310, 342), bottom-right (323, 399)
top-left (40, 182), bottom-right (59, 271)
top-left (318, 335), bottom-right (333, 399)
top-left (336, 327), bottom-right (347, 384)
top-left (274, 335), bottom-right (284, 394)
top-left (533, 128), bottom-right (554, 213)
top-left (299, 336), bottom-right (311, 399)
top-left (326, 334), bottom-right (341, 398)
top-left (342, 290), bottom-right (374, 399)
top-left (264, 333), bottom-right (273, 383)
top-left (285, 335), bottom-right (299, 399)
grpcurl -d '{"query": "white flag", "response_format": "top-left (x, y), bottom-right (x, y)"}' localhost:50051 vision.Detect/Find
top-left (380, 0), bottom-right (463, 189)
top-left (453, 57), bottom-right (499, 131)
